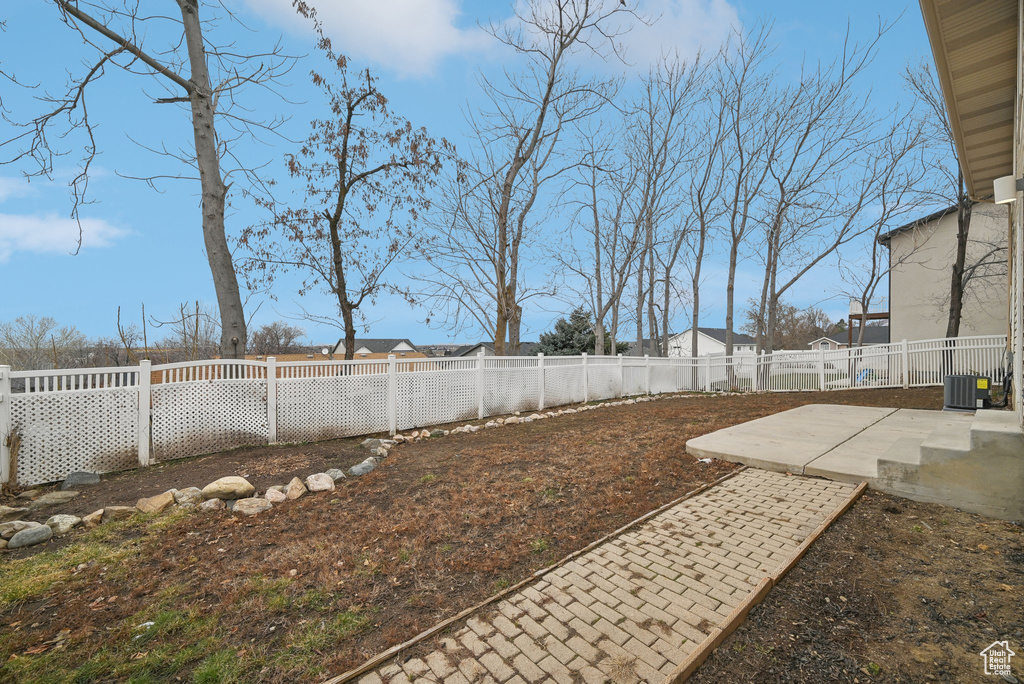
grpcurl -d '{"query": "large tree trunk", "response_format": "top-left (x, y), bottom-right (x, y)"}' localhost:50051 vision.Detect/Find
top-left (946, 188), bottom-right (972, 338)
top-left (724, 241), bottom-right (739, 356)
top-left (340, 301), bottom-right (357, 361)
top-left (178, 0), bottom-right (246, 359)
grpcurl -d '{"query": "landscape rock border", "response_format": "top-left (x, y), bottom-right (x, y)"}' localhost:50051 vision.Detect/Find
top-left (1, 390), bottom-right (712, 551)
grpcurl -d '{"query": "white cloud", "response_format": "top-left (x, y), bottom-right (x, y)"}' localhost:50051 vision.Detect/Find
top-left (619, 0), bottom-right (740, 67)
top-left (0, 213), bottom-right (127, 262)
top-left (0, 177), bottom-right (34, 203)
top-left (243, 0), bottom-right (491, 77)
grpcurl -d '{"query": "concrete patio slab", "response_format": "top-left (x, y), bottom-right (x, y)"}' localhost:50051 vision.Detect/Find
top-left (804, 409), bottom-right (974, 482)
top-left (685, 405), bottom-right (896, 473)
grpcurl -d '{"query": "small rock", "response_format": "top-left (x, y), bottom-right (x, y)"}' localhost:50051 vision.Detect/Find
top-left (485, 421), bottom-right (499, 428)
top-left (306, 473), bottom-right (335, 492)
top-left (326, 468), bottom-right (346, 482)
top-left (29, 491), bottom-right (79, 509)
top-left (505, 416), bottom-right (520, 425)
top-left (0, 539), bottom-right (7, 549)
top-left (265, 488), bottom-right (287, 503)
top-left (201, 476), bottom-right (255, 501)
top-left (0, 520), bottom-right (43, 540)
top-left (136, 490), bottom-right (176, 515)
top-left (8, 525), bottom-right (53, 549)
top-left (45, 514), bottom-right (81, 536)
top-left (419, 429), bottom-right (431, 438)
top-left (495, 418), bottom-right (505, 425)
top-left (82, 510), bottom-right (104, 528)
top-left (392, 434), bottom-right (406, 443)
top-left (374, 447), bottom-right (389, 459)
top-left (102, 506), bottom-right (136, 523)
top-left (15, 489), bottom-right (42, 500)
top-left (380, 439), bottom-right (397, 447)
top-left (348, 458), bottom-right (377, 477)
top-left (199, 498), bottom-right (226, 512)
top-left (233, 498), bottom-right (273, 516)
top-left (564, 408), bottom-right (577, 414)
top-left (360, 438), bottom-right (382, 449)
top-left (285, 477), bottom-right (307, 500)
top-left (62, 471), bottom-right (101, 490)
top-left (0, 506), bottom-right (29, 523)
top-left (173, 487), bottom-right (203, 508)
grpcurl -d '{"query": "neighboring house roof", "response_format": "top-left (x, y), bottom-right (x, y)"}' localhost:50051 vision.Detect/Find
top-left (453, 341), bottom-right (539, 356)
top-left (825, 325), bottom-right (890, 346)
top-left (335, 338), bottom-right (418, 354)
top-left (878, 204), bottom-right (965, 245)
top-left (680, 327), bottom-right (756, 345)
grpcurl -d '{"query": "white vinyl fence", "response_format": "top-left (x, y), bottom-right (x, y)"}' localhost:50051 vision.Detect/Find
top-left (0, 335), bottom-right (1007, 486)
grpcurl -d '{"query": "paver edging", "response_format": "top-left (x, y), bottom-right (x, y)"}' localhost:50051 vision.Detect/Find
top-left (660, 479), bottom-right (867, 684)
top-left (321, 466), bottom-right (747, 684)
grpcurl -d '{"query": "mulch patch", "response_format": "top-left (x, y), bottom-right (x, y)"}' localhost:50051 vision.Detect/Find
top-left (0, 387), bottom-right (947, 681)
top-left (690, 490), bottom-right (1024, 683)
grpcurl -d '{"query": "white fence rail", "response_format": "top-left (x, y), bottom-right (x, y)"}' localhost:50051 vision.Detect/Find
top-left (0, 335), bottom-right (1007, 486)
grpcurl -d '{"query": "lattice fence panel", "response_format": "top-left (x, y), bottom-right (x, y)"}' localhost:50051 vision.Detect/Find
top-left (152, 381), bottom-right (267, 460)
top-left (586, 362), bottom-right (621, 400)
top-left (398, 369), bottom-right (477, 430)
top-left (10, 389), bottom-right (138, 485)
top-left (484, 361), bottom-right (540, 416)
top-left (277, 375), bottom-right (388, 442)
top-left (621, 360), bottom-right (647, 396)
top-left (543, 363), bottom-right (584, 407)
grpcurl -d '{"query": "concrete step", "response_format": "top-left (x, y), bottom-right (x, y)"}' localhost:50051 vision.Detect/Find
top-left (917, 417), bottom-right (972, 464)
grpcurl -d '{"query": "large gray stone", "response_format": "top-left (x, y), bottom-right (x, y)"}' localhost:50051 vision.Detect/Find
top-left (0, 520), bottom-right (43, 540)
top-left (360, 438), bottom-right (383, 449)
top-left (61, 471), bottom-right (100, 490)
top-left (8, 525), bottom-right (53, 549)
top-left (232, 498), bottom-right (272, 516)
top-left (29, 491), bottom-right (79, 509)
top-left (199, 498), bottom-right (226, 512)
top-left (305, 473), bottom-right (335, 492)
top-left (45, 514), bottom-right (81, 536)
top-left (348, 458), bottom-right (377, 477)
top-left (201, 476), bottom-right (255, 501)
top-left (173, 487), bottom-right (203, 508)
top-left (325, 468), bottom-right (346, 482)
top-left (0, 506), bottom-right (29, 523)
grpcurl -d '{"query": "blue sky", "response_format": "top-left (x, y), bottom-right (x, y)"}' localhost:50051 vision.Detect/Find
top-left (0, 0), bottom-right (937, 348)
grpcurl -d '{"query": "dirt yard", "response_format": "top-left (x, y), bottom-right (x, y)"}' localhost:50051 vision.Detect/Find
top-left (0, 387), bottom-right (964, 682)
top-left (690, 490), bottom-right (1024, 683)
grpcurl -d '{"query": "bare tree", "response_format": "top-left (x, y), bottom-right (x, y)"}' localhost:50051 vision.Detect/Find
top-left (0, 315), bottom-right (88, 370)
top-left (716, 25), bottom-right (776, 357)
top-left (904, 61), bottom-right (1007, 337)
top-left (1, 1), bottom-right (296, 359)
top-left (624, 54), bottom-right (706, 356)
top-left (248, 321), bottom-right (305, 356)
top-left (748, 21), bottom-right (907, 353)
top-left (557, 122), bottom-right (641, 354)
top-left (417, 0), bottom-right (632, 355)
top-left (239, 20), bottom-right (448, 360)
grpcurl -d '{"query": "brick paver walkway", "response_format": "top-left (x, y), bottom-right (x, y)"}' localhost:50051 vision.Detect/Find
top-left (352, 470), bottom-right (858, 684)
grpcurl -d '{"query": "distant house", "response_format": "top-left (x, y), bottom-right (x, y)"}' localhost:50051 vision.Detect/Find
top-left (807, 325), bottom-right (890, 351)
top-left (879, 203), bottom-right (1007, 342)
top-left (331, 338), bottom-right (426, 359)
top-left (667, 328), bottom-right (756, 357)
top-left (452, 341), bottom-right (538, 357)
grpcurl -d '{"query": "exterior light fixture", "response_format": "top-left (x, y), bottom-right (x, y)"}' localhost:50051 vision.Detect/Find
top-left (993, 174), bottom-right (1024, 204)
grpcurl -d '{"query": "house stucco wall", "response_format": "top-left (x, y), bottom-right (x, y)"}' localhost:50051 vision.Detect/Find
top-left (888, 202), bottom-right (1009, 342)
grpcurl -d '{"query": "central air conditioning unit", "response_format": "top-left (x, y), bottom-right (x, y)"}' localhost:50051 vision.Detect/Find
top-left (943, 374), bottom-right (991, 412)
